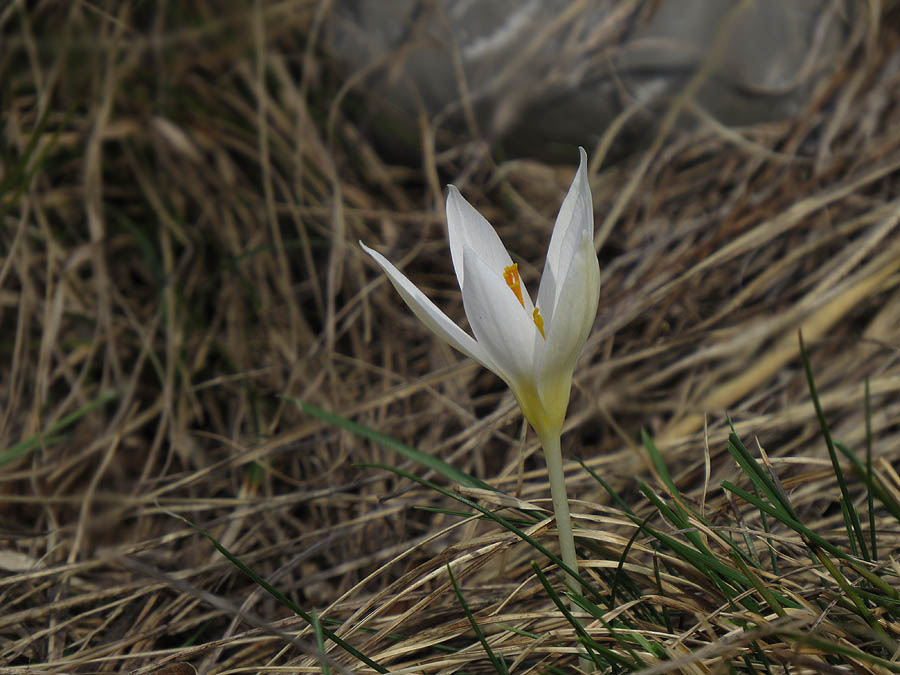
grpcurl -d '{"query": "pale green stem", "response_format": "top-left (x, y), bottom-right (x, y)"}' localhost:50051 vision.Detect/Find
top-left (540, 431), bottom-right (579, 591)
top-left (541, 430), bottom-right (593, 671)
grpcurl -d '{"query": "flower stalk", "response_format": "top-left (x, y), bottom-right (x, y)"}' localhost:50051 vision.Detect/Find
top-left (539, 430), bottom-right (580, 589)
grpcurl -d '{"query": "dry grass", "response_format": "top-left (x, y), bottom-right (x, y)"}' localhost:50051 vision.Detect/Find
top-left (2, 1), bottom-right (900, 673)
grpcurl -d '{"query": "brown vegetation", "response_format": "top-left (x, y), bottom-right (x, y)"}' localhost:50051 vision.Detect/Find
top-left (2, 2), bottom-right (900, 672)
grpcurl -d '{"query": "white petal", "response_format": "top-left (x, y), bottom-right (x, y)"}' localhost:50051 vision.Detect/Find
top-left (535, 230), bottom-right (601, 420)
top-left (460, 246), bottom-right (540, 383)
top-left (360, 241), bottom-right (496, 372)
top-left (446, 186), bottom-right (514, 292)
top-left (537, 147), bottom-right (593, 325)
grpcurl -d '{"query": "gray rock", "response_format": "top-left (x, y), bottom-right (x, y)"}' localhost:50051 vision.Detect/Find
top-left (325, 1), bottom-right (853, 160)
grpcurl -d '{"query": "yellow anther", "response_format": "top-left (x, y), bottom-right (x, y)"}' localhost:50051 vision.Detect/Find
top-left (533, 307), bottom-right (546, 338)
top-left (503, 263), bottom-right (524, 307)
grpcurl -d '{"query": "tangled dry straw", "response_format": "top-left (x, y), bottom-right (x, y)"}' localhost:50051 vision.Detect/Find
top-left (2, 1), bottom-right (900, 672)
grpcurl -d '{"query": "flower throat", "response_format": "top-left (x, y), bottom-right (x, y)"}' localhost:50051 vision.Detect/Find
top-left (503, 263), bottom-right (545, 338)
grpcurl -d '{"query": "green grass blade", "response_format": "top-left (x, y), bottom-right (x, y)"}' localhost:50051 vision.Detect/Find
top-left (637, 483), bottom-right (754, 596)
top-left (833, 439), bottom-right (900, 522)
top-left (749, 636), bottom-right (775, 674)
top-left (311, 609), bottom-right (331, 675)
top-left (642, 428), bottom-right (676, 492)
top-left (446, 564), bottom-right (509, 674)
top-left (652, 553), bottom-right (673, 634)
top-left (840, 497), bottom-right (860, 558)
top-left (359, 462), bottom-right (606, 604)
top-left (722, 481), bottom-right (876, 573)
top-left (169, 510), bottom-right (388, 673)
top-left (626, 490), bottom-right (767, 613)
top-left (725, 430), bottom-right (797, 521)
top-left (727, 475), bottom-right (900, 612)
top-left (865, 377), bottom-right (877, 558)
top-left (610, 513), bottom-right (651, 608)
top-left (576, 456), bottom-right (635, 515)
top-left (530, 562), bottom-right (635, 670)
top-left (729, 550), bottom-right (785, 618)
top-left (641, 434), bottom-right (722, 536)
top-left (0, 390), bottom-right (118, 467)
top-left (292, 399), bottom-right (494, 491)
top-left (781, 630), bottom-right (900, 672)
top-left (0, 101), bottom-right (71, 226)
top-left (798, 331), bottom-right (869, 559)
top-left (750, 483), bottom-right (780, 576)
top-left (812, 547), bottom-right (890, 641)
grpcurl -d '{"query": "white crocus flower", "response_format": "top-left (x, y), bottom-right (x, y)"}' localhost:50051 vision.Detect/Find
top-left (360, 148), bottom-right (600, 444)
top-left (361, 148), bottom-right (599, 594)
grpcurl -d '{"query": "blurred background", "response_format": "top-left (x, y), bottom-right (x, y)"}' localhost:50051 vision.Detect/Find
top-left (2, 1), bottom-right (900, 671)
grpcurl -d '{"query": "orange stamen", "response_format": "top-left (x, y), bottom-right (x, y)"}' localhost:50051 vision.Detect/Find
top-left (533, 307), bottom-right (546, 338)
top-left (503, 263), bottom-right (524, 306)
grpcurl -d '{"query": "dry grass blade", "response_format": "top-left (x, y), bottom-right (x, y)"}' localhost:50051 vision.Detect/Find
top-left (2, 1), bottom-right (900, 672)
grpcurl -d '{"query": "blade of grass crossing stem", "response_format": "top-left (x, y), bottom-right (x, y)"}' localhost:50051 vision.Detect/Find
top-left (446, 564), bottom-right (509, 674)
top-left (167, 510), bottom-right (388, 673)
top-left (865, 378), bottom-right (877, 559)
top-left (370, 463), bottom-right (662, 661)
top-left (304, 400), bottom-right (573, 545)
top-left (530, 563), bottom-right (634, 670)
top-left (798, 331), bottom-right (869, 559)
top-left (568, 570), bottom-right (668, 662)
top-left (0, 390), bottom-right (118, 467)
top-left (311, 610), bottom-right (331, 675)
top-left (360, 463), bottom-right (605, 603)
top-left (578, 464), bottom-right (673, 623)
